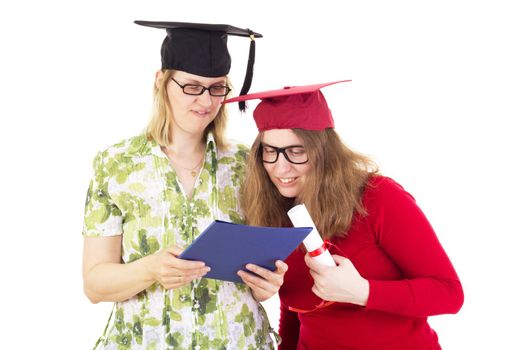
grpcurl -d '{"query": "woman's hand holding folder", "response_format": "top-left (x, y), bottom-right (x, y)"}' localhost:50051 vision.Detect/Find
top-left (237, 260), bottom-right (288, 302)
top-left (144, 246), bottom-right (211, 289)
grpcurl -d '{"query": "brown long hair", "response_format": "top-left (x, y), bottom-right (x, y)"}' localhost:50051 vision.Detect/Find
top-left (241, 128), bottom-right (378, 239)
top-left (145, 69), bottom-right (230, 150)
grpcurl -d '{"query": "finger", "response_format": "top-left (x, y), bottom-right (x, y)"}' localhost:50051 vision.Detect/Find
top-left (173, 257), bottom-right (208, 270)
top-left (162, 266), bottom-right (209, 280)
top-left (241, 279), bottom-right (270, 301)
top-left (274, 260), bottom-right (288, 274)
top-left (237, 271), bottom-right (258, 287)
top-left (311, 284), bottom-right (322, 298)
top-left (244, 264), bottom-right (279, 281)
top-left (331, 254), bottom-right (348, 265)
top-left (163, 274), bottom-right (187, 283)
top-left (304, 254), bottom-right (323, 273)
top-left (167, 246), bottom-right (207, 268)
top-left (241, 278), bottom-right (259, 291)
top-left (167, 245), bottom-right (184, 256)
top-left (308, 268), bottom-right (322, 281)
top-left (165, 272), bottom-right (207, 289)
top-left (238, 270), bottom-right (276, 291)
top-left (162, 276), bottom-right (185, 289)
top-left (177, 266), bottom-right (210, 277)
top-left (241, 279), bottom-right (273, 302)
top-left (181, 273), bottom-right (207, 283)
top-left (245, 264), bottom-right (285, 287)
top-left (160, 251), bottom-right (206, 270)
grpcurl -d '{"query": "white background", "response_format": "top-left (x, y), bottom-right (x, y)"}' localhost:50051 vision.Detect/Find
top-left (1, 0), bottom-right (524, 349)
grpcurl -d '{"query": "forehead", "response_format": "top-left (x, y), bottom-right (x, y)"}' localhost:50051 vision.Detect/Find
top-left (173, 70), bottom-right (227, 85)
top-left (261, 129), bottom-right (303, 147)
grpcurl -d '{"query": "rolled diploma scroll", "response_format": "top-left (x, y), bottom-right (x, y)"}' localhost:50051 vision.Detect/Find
top-left (287, 204), bottom-right (336, 266)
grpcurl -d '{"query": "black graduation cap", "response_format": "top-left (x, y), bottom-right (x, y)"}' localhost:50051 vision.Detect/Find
top-left (135, 20), bottom-right (262, 111)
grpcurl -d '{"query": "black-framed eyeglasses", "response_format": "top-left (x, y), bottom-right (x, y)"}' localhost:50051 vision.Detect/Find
top-left (171, 78), bottom-right (231, 97)
top-left (260, 144), bottom-right (309, 164)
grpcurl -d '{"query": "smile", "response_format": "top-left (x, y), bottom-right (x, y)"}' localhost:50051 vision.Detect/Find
top-left (192, 109), bottom-right (210, 117)
top-left (278, 177), bottom-right (297, 184)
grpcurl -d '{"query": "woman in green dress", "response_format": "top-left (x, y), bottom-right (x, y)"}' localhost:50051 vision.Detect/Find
top-left (82, 21), bottom-right (286, 350)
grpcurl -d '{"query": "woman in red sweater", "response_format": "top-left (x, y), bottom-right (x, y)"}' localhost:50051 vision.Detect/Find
top-left (226, 81), bottom-right (464, 350)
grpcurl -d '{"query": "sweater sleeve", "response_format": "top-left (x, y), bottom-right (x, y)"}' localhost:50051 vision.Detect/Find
top-left (278, 301), bottom-right (300, 350)
top-left (365, 178), bottom-right (464, 317)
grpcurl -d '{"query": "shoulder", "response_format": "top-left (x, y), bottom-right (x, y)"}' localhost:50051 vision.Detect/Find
top-left (216, 139), bottom-right (249, 165)
top-left (358, 176), bottom-right (434, 235)
top-left (362, 175), bottom-right (417, 210)
top-left (217, 139), bottom-right (249, 158)
top-left (94, 134), bottom-right (154, 163)
top-left (365, 175), bottom-right (414, 198)
top-left (214, 140), bottom-right (249, 191)
top-left (90, 134), bottom-right (156, 177)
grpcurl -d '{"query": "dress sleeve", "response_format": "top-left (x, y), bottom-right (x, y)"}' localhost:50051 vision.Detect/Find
top-left (365, 178), bottom-right (464, 317)
top-left (278, 301), bottom-right (300, 350)
top-left (82, 151), bottom-right (123, 237)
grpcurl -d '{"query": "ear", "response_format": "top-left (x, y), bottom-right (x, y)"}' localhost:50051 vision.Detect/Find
top-left (155, 70), bottom-right (164, 90)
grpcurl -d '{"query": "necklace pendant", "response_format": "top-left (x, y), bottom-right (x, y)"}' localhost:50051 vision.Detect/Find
top-left (191, 170), bottom-right (197, 177)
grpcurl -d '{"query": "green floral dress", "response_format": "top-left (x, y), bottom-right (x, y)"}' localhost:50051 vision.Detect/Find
top-left (83, 133), bottom-right (275, 350)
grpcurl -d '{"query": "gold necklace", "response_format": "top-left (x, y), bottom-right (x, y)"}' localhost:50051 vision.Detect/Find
top-left (180, 154), bottom-right (204, 178)
top-left (164, 147), bottom-right (205, 178)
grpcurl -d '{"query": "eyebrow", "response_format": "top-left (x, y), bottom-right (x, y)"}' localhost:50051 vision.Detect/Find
top-left (181, 78), bottom-right (227, 85)
top-left (261, 143), bottom-right (305, 148)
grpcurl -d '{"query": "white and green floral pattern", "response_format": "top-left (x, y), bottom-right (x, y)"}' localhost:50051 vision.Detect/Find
top-left (83, 133), bottom-right (274, 350)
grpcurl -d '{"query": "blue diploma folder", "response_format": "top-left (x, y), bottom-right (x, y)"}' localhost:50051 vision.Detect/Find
top-left (179, 220), bottom-right (312, 283)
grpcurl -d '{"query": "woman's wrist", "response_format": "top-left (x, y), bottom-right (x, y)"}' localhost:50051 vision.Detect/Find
top-left (355, 278), bottom-right (370, 306)
top-left (138, 253), bottom-right (158, 285)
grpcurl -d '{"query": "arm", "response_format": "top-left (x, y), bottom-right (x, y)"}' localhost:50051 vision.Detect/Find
top-left (364, 179), bottom-right (464, 317)
top-left (305, 178), bottom-right (463, 317)
top-left (83, 235), bottom-right (152, 303)
top-left (82, 236), bottom-right (210, 303)
top-left (278, 301), bottom-right (300, 350)
top-left (82, 151), bottom-right (210, 303)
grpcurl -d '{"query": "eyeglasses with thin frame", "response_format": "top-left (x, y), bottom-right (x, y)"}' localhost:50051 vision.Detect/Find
top-left (260, 144), bottom-right (309, 164)
top-left (171, 78), bottom-right (231, 97)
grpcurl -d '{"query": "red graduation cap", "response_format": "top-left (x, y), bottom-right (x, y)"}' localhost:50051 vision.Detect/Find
top-left (224, 80), bottom-right (351, 131)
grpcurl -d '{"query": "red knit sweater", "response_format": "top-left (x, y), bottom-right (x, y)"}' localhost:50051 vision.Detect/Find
top-left (278, 176), bottom-right (463, 350)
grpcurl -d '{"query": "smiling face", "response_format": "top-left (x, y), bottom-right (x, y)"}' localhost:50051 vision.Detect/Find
top-left (261, 129), bottom-right (312, 198)
top-left (163, 70), bottom-right (228, 138)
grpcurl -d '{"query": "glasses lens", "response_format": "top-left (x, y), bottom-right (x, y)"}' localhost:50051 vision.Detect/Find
top-left (209, 85), bottom-right (230, 96)
top-left (262, 145), bottom-right (278, 163)
top-left (182, 84), bottom-right (205, 95)
top-left (284, 147), bottom-right (308, 164)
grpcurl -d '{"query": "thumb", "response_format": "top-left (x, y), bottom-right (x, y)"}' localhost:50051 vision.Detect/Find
top-left (275, 260), bottom-right (288, 274)
top-left (167, 245), bottom-right (184, 256)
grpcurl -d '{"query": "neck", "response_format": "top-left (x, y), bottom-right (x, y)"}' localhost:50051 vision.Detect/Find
top-left (165, 131), bottom-right (206, 156)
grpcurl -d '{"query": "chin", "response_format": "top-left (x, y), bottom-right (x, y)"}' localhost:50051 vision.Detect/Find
top-left (277, 188), bottom-right (300, 198)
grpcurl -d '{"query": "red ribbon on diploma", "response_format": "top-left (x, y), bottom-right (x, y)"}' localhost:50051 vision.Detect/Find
top-left (288, 300), bottom-right (335, 313)
top-left (307, 240), bottom-right (330, 258)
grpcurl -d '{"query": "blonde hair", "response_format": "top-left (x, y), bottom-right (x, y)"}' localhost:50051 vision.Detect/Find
top-left (241, 128), bottom-right (378, 239)
top-left (145, 69), bottom-right (230, 150)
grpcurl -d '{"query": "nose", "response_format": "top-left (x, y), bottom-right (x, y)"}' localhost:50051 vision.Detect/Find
top-left (274, 152), bottom-right (292, 173)
top-left (196, 90), bottom-right (213, 107)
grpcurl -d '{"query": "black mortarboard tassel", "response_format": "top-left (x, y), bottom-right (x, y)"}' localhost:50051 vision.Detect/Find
top-left (238, 31), bottom-right (256, 112)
